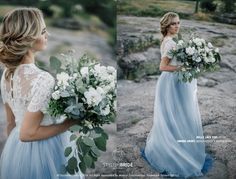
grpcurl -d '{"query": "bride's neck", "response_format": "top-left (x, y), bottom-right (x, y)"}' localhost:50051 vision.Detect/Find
top-left (21, 50), bottom-right (35, 64)
top-left (166, 32), bottom-right (177, 39)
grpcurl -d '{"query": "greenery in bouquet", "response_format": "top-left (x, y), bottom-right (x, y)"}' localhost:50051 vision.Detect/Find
top-left (169, 36), bottom-right (221, 82)
top-left (47, 51), bottom-right (117, 174)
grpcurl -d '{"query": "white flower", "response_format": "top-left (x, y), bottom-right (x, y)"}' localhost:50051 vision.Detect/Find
top-left (181, 67), bottom-right (186, 72)
top-left (97, 86), bottom-right (105, 96)
top-left (205, 47), bottom-right (210, 53)
top-left (208, 42), bottom-right (213, 48)
top-left (186, 47), bottom-right (195, 55)
top-left (100, 105), bottom-right (110, 116)
top-left (177, 40), bottom-right (184, 46)
top-left (215, 48), bottom-right (219, 53)
top-left (52, 90), bottom-right (60, 100)
top-left (196, 67), bottom-right (200, 73)
top-left (85, 120), bottom-right (93, 129)
top-left (73, 73), bottom-right (78, 78)
top-left (56, 72), bottom-right (70, 87)
top-left (107, 66), bottom-right (116, 75)
top-left (193, 38), bottom-right (202, 46)
top-left (56, 114), bottom-right (67, 124)
top-left (204, 56), bottom-right (215, 63)
top-left (80, 67), bottom-right (89, 77)
top-left (195, 57), bottom-right (201, 62)
top-left (84, 87), bottom-right (103, 106)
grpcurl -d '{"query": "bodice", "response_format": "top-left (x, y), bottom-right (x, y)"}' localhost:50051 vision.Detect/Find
top-left (1, 63), bottom-right (55, 126)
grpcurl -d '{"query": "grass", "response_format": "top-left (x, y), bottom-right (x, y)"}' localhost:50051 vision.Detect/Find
top-left (117, 0), bottom-right (196, 18)
top-left (117, 0), bottom-right (219, 22)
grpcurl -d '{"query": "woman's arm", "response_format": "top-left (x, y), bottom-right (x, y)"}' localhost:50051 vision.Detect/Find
top-left (4, 103), bottom-right (16, 136)
top-left (159, 57), bottom-right (181, 72)
top-left (19, 111), bottom-right (76, 142)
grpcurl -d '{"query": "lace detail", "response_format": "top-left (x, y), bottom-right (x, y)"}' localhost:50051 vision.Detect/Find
top-left (161, 37), bottom-right (176, 59)
top-left (0, 63), bottom-right (55, 126)
top-left (161, 37), bottom-right (182, 66)
top-left (27, 72), bottom-right (55, 112)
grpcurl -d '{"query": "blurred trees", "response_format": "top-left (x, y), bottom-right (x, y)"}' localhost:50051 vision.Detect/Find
top-left (220, 0), bottom-right (236, 13)
top-left (0, 0), bottom-right (115, 27)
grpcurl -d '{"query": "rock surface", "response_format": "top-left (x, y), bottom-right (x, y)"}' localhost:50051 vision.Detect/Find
top-left (117, 15), bottom-right (236, 179)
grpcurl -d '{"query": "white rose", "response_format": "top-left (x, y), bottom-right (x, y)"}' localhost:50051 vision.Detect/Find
top-left (84, 87), bottom-right (103, 106)
top-left (208, 42), bottom-right (213, 48)
top-left (97, 86), bottom-right (105, 96)
top-left (205, 47), bottom-right (210, 53)
top-left (52, 90), bottom-right (60, 100)
top-left (80, 67), bottom-right (89, 77)
top-left (186, 47), bottom-right (195, 55)
top-left (107, 66), bottom-right (116, 74)
top-left (177, 40), bottom-right (184, 46)
top-left (195, 57), bottom-right (201, 62)
top-left (100, 105), bottom-right (110, 116)
top-left (215, 48), bottom-right (219, 53)
top-left (196, 41), bottom-right (202, 46)
top-left (204, 57), bottom-right (215, 63)
top-left (56, 72), bottom-right (70, 87)
top-left (210, 57), bottom-right (216, 63)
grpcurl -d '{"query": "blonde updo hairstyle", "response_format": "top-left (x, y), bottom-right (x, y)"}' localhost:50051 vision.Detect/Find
top-left (160, 12), bottom-right (179, 42)
top-left (0, 7), bottom-right (44, 80)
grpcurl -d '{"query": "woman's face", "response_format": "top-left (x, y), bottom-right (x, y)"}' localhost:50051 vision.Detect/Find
top-left (32, 21), bottom-right (48, 52)
top-left (167, 16), bottom-right (180, 35)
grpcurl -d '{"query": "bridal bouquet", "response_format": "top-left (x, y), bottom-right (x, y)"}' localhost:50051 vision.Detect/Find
top-left (169, 37), bottom-right (221, 82)
top-left (47, 51), bottom-right (116, 174)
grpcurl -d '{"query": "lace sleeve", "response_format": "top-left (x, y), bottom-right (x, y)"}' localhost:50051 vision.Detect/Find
top-left (27, 72), bottom-right (55, 113)
top-left (1, 70), bottom-right (6, 104)
top-left (161, 39), bottom-right (176, 59)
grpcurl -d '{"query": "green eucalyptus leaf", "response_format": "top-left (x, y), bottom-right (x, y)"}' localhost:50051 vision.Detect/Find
top-left (64, 147), bottom-right (72, 157)
top-left (70, 134), bottom-right (77, 141)
top-left (82, 136), bottom-right (95, 147)
top-left (79, 161), bottom-right (86, 174)
top-left (84, 154), bottom-right (93, 168)
top-left (66, 165), bottom-right (75, 175)
top-left (94, 136), bottom-right (106, 151)
top-left (50, 56), bottom-right (61, 73)
top-left (68, 157), bottom-right (77, 169)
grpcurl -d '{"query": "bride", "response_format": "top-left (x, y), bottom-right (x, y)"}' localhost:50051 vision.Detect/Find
top-left (141, 12), bottom-right (213, 178)
top-left (0, 7), bottom-right (83, 178)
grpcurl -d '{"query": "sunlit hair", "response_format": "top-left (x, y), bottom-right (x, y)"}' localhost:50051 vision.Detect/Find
top-left (160, 12), bottom-right (179, 41)
top-left (0, 7), bottom-right (44, 80)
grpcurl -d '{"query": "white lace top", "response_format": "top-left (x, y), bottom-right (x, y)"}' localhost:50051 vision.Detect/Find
top-left (1, 63), bottom-right (55, 127)
top-left (160, 36), bottom-right (181, 66)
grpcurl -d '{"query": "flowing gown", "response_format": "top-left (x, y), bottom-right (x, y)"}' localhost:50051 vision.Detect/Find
top-left (141, 37), bottom-right (213, 178)
top-left (0, 63), bottom-right (84, 179)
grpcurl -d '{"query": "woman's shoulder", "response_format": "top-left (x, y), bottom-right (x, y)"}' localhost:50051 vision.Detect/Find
top-left (163, 36), bottom-right (176, 46)
top-left (37, 70), bottom-right (55, 86)
top-left (25, 64), bottom-right (55, 87)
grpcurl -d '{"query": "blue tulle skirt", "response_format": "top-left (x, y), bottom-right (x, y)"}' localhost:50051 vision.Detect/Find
top-left (0, 127), bottom-right (84, 179)
top-left (141, 72), bottom-right (213, 178)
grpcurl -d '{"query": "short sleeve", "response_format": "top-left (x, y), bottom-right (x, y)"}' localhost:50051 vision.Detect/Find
top-left (1, 69), bottom-right (6, 104)
top-left (27, 72), bottom-right (55, 113)
top-left (161, 39), bottom-right (176, 59)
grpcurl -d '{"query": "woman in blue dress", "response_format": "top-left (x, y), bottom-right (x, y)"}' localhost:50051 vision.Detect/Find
top-left (141, 12), bottom-right (213, 178)
top-left (0, 8), bottom-right (83, 178)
